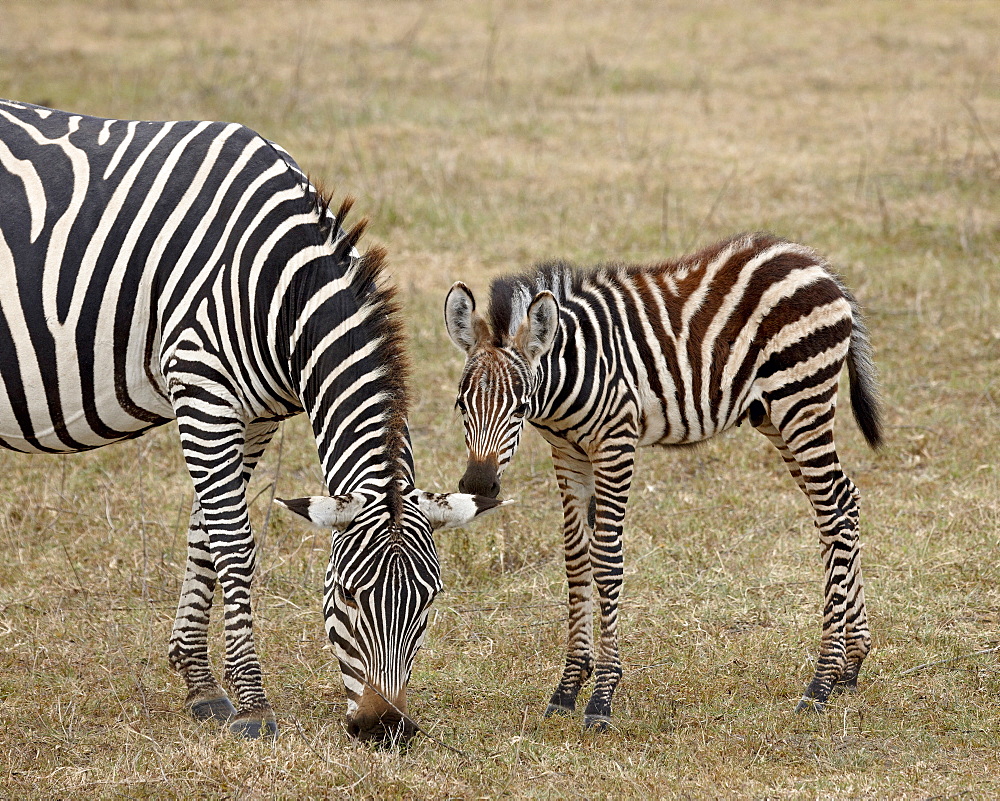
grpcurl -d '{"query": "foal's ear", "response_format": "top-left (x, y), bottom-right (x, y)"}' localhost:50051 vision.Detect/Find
top-left (514, 291), bottom-right (558, 367)
top-left (444, 282), bottom-right (491, 354)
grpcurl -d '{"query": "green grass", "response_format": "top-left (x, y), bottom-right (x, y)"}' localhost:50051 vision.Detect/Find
top-left (1, 0), bottom-right (999, 797)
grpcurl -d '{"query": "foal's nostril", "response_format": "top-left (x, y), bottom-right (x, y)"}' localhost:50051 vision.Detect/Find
top-left (459, 462), bottom-right (502, 498)
top-left (459, 473), bottom-right (502, 499)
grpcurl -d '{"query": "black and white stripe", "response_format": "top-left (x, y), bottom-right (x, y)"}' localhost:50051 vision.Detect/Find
top-left (445, 232), bottom-right (883, 730)
top-left (0, 100), bottom-right (505, 742)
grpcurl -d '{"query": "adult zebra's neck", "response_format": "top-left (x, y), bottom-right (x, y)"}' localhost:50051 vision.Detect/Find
top-left (281, 197), bottom-right (413, 501)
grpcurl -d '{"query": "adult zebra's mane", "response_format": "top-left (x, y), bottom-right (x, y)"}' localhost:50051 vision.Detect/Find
top-left (309, 185), bottom-right (412, 512)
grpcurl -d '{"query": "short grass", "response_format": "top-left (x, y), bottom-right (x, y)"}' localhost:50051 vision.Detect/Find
top-left (1, 0), bottom-right (998, 797)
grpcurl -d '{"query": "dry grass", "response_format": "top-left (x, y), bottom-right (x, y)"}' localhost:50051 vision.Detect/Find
top-left (1, 0), bottom-right (999, 797)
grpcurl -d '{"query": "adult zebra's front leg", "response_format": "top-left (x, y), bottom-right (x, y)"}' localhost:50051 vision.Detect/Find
top-left (169, 421), bottom-right (277, 728)
top-left (171, 390), bottom-right (277, 738)
top-left (545, 443), bottom-right (597, 718)
top-left (581, 435), bottom-right (636, 732)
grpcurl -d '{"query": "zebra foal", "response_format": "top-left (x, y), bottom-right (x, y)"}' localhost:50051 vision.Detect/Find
top-left (0, 100), bottom-right (506, 742)
top-left (444, 232), bottom-right (883, 731)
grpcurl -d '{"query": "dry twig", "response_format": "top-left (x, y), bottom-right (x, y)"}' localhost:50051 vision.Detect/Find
top-left (899, 645), bottom-right (1000, 676)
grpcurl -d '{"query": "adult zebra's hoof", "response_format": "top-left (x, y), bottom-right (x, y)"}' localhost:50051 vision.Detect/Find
top-left (186, 687), bottom-right (237, 723)
top-left (544, 702), bottom-right (574, 718)
top-left (794, 697), bottom-right (826, 714)
top-left (189, 695), bottom-right (237, 723)
top-left (229, 711), bottom-right (279, 739)
top-left (583, 714), bottom-right (611, 732)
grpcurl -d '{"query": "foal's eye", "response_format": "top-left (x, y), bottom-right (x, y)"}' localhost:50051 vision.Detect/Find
top-left (513, 402), bottom-right (529, 418)
top-left (454, 398), bottom-right (467, 414)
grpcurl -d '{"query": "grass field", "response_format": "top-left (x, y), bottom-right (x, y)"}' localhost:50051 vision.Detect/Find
top-left (1, 0), bottom-right (998, 797)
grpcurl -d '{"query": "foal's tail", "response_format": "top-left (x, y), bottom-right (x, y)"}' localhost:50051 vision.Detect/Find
top-left (843, 290), bottom-right (884, 450)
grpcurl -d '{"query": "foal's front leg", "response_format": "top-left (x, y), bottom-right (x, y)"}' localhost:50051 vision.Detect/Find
top-left (545, 444), bottom-right (597, 717)
top-left (582, 438), bottom-right (636, 731)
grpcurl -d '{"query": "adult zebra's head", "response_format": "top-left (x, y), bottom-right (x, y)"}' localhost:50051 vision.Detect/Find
top-left (444, 282), bottom-right (559, 499)
top-left (277, 486), bottom-right (507, 744)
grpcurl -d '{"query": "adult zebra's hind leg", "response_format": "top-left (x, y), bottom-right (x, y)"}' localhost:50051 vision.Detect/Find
top-left (757, 404), bottom-right (870, 712)
top-left (545, 444), bottom-right (597, 718)
top-left (169, 421), bottom-right (278, 726)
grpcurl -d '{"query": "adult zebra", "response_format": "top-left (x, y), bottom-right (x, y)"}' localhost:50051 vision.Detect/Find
top-left (0, 100), bottom-right (506, 742)
top-left (444, 232), bottom-right (883, 731)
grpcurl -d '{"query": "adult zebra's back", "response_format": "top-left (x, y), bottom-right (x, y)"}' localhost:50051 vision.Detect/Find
top-left (0, 100), bottom-right (506, 742)
top-left (445, 232), bottom-right (883, 731)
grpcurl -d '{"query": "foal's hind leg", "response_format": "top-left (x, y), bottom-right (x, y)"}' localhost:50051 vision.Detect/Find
top-left (756, 407), bottom-right (870, 711)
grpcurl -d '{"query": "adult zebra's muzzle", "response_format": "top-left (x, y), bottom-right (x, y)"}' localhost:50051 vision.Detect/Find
top-left (346, 686), bottom-right (417, 745)
top-left (458, 457), bottom-right (502, 499)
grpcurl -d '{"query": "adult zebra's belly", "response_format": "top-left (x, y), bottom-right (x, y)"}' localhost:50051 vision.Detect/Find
top-left (0, 324), bottom-right (175, 454)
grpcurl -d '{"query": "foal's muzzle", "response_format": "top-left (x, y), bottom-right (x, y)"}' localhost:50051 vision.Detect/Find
top-left (458, 458), bottom-right (501, 499)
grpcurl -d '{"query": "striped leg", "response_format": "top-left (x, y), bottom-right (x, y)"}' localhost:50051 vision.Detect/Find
top-left (760, 404), bottom-right (870, 712)
top-left (169, 499), bottom-right (230, 721)
top-left (171, 389), bottom-right (277, 738)
top-left (755, 418), bottom-right (808, 496)
top-left (545, 444), bottom-right (596, 717)
top-left (581, 439), bottom-right (635, 732)
top-left (169, 421), bottom-right (277, 725)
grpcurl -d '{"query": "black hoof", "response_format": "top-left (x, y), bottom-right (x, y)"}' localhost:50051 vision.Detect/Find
top-left (794, 697), bottom-right (826, 714)
top-left (544, 703), bottom-right (574, 718)
top-left (229, 717), bottom-right (279, 739)
top-left (583, 714), bottom-right (611, 732)
top-left (832, 676), bottom-right (859, 696)
top-left (190, 696), bottom-right (237, 723)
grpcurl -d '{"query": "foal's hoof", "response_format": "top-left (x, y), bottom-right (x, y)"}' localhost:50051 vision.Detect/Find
top-left (583, 714), bottom-right (612, 732)
top-left (229, 712), bottom-right (279, 739)
top-left (189, 696), bottom-right (237, 723)
top-left (794, 697), bottom-right (826, 714)
top-left (544, 703), bottom-right (574, 718)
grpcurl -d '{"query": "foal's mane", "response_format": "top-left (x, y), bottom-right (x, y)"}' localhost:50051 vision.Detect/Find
top-left (486, 261), bottom-right (582, 345)
top-left (484, 234), bottom-right (773, 344)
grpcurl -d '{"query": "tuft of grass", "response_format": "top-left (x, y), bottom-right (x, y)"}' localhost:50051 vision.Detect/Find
top-left (2, 0), bottom-right (999, 796)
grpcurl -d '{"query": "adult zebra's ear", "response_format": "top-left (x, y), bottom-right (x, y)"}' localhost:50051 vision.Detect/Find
top-left (445, 282), bottom-right (491, 354)
top-left (514, 290), bottom-right (559, 368)
top-left (274, 494), bottom-right (367, 529)
top-left (416, 491), bottom-right (515, 531)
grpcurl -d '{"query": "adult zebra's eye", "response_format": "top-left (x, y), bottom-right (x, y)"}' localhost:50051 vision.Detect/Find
top-left (454, 398), bottom-right (467, 414)
top-left (513, 402), bottom-right (529, 418)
